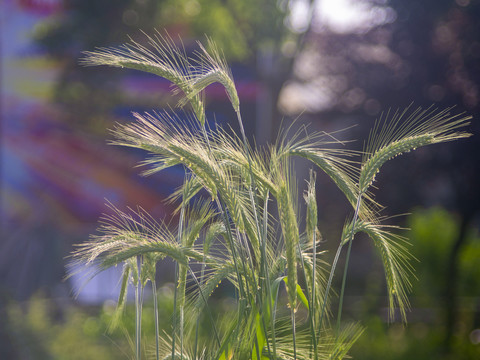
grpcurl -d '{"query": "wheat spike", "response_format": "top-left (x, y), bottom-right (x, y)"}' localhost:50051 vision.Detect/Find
top-left (359, 106), bottom-right (471, 193)
top-left (342, 219), bottom-right (415, 321)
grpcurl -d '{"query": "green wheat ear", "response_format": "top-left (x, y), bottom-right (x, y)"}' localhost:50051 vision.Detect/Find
top-left (80, 31), bottom-right (190, 87)
top-left (341, 218), bottom-right (415, 322)
top-left (183, 38), bottom-right (239, 112)
top-left (272, 159), bottom-right (301, 310)
top-left (80, 31), bottom-right (207, 124)
top-left (304, 170), bottom-right (318, 246)
top-left (359, 106), bottom-right (471, 194)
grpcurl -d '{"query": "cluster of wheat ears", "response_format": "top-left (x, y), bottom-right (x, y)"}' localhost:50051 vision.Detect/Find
top-left (70, 32), bottom-right (471, 360)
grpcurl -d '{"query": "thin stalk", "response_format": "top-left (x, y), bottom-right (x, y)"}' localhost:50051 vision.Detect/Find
top-left (140, 285), bottom-right (145, 356)
top-left (291, 308), bottom-right (297, 360)
top-left (269, 278), bottom-right (282, 359)
top-left (318, 243), bottom-right (344, 332)
top-left (135, 256), bottom-right (143, 360)
top-left (262, 194), bottom-right (277, 359)
top-left (194, 262), bottom-right (206, 360)
top-left (152, 279), bottom-right (160, 360)
top-left (318, 196), bottom-right (362, 334)
top-left (172, 204), bottom-right (187, 359)
top-left (180, 306), bottom-right (184, 360)
top-left (296, 243), bottom-right (318, 360)
top-left (311, 225), bottom-right (318, 359)
top-left (135, 282), bottom-right (140, 360)
top-left (336, 196), bottom-right (362, 333)
top-left (171, 262), bottom-right (178, 360)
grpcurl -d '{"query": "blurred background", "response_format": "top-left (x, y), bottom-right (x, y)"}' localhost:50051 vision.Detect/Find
top-left (1, 0), bottom-right (479, 358)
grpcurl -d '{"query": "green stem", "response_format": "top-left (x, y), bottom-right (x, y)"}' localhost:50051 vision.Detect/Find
top-left (172, 204), bottom-right (186, 360)
top-left (263, 194), bottom-right (277, 360)
top-left (152, 280), bottom-right (160, 360)
top-left (291, 307), bottom-right (297, 360)
top-left (318, 242), bottom-right (344, 332)
top-left (180, 306), bottom-right (184, 360)
top-left (171, 262), bottom-right (178, 360)
top-left (311, 224), bottom-right (318, 360)
top-left (296, 243), bottom-right (318, 360)
top-left (194, 261), bottom-right (206, 360)
top-left (318, 196), bottom-right (362, 335)
top-left (135, 256), bottom-right (143, 360)
top-left (336, 196), bottom-right (362, 333)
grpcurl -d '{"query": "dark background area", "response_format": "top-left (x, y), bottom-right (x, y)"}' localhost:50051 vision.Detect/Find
top-left (1, 0), bottom-right (479, 358)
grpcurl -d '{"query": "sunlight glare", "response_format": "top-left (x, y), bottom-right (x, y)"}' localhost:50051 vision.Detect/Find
top-left (315, 0), bottom-right (396, 34)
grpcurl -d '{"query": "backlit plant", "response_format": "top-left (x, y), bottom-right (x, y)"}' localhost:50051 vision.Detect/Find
top-left (70, 32), bottom-right (471, 360)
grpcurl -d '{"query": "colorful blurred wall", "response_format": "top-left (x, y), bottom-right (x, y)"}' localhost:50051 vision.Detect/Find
top-left (0, 0), bottom-right (259, 301)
